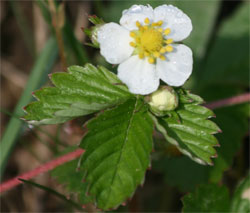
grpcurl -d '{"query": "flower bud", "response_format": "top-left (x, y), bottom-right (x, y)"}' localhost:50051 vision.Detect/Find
top-left (147, 86), bottom-right (178, 116)
top-left (83, 15), bottom-right (105, 48)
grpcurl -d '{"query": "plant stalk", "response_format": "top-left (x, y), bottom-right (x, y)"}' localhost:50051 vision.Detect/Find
top-left (204, 93), bottom-right (250, 109)
top-left (0, 149), bottom-right (84, 193)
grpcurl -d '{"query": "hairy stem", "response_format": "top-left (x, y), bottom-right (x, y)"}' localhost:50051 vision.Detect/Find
top-left (204, 92), bottom-right (250, 110)
top-left (1, 93), bottom-right (249, 193)
top-left (0, 149), bottom-right (84, 194)
top-left (48, 0), bottom-right (67, 71)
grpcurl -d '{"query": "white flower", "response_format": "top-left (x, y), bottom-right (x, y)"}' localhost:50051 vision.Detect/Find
top-left (97, 4), bottom-right (193, 95)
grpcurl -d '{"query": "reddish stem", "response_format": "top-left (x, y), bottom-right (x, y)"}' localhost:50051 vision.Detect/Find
top-left (0, 148), bottom-right (84, 194)
top-left (205, 93), bottom-right (250, 110)
top-left (1, 93), bottom-right (249, 194)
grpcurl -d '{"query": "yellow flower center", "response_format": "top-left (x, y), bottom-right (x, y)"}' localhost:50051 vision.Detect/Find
top-left (140, 29), bottom-right (163, 52)
top-left (129, 18), bottom-right (174, 64)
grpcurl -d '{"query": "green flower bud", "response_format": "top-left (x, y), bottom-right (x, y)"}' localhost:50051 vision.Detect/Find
top-left (83, 15), bottom-right (105, 48)
top-left (147, 86), bottom-right (178, 116)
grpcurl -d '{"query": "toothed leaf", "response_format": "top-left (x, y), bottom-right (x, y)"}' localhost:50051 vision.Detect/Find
top-left (51, 148), bottom-right (93, 204)
top-left (24, 64), bottom-right (133, 125)
top-left (79, 98), bottom-right (153, 210)
top-left (152, 89), bottom-right (220, 165)
top-left (182, 184), bottom-right (230, 212)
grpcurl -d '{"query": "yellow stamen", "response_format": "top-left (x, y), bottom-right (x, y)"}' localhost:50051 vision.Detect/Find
top-left (158, 28), bottom-right (163, 33)
top-left (140, 28), bottom-right (163, 52)
top-left (153, 52), bottom-right (161, 57)
top-left (160, 55), bottom-right (166, 60)
top-left (129, 20), bottom-right (174, 64)
top-left (165, 45), bottom-right (173, 52)
top-left (139, 53), bottom-right (144, 59)
top-left (157, 20), bottom-right (163, 26)
top-left (165, 39), bottom-right (173, 44)
top-left (130, 32), bottom-right (136, 37)
top-left (164, 28), bottom-right (171, 35)
top-left (148, 57), bottom-right (155, 64)
top-left (144, 18), bottom-right (150, 24)
top-left (129, 42), bottom-right (136, 47)
top-left (160, 47), bottom-right (166, 54)
top-left (139, 26), bottom-right (144, 32)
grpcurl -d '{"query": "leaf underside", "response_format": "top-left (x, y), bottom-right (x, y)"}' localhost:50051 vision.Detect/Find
top-left (23, 64), bottom-right (132, 125)
top-left (153, 89), bottom-right (220, 165)
top-left (79, 98), bottom-right (154, 210)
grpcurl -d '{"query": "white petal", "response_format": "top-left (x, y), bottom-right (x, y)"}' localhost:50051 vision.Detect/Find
top-left (118, 55), bottom-right (159, 95)
top-left (154, 5), bottom-right (192, 41)
top-left (120, 5), bottom-right (154, 30)
top-left (156, 44), bottom-right (193, 86)
top-left (97, 23), bottom-right (134, 64)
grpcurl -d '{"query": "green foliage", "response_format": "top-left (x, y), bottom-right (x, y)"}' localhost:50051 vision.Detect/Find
top-left (14, 1), bottom-right (249, 211)
top-left (231, 174), bottom-right (250, 213)
top-left (79, 98), bottom-right (154, 210)
top-left (192, 2), bottom-right (250, 183)
top-left (182, 184), bottom-right (230, 212)
top-left (0, 37), bottom-right (58, 177)
top-left (198, 3), bottom-right (249, 89)
top-left (153, 156), bottom-right (208, 192)
top-left (24, 64), bottom-right (132, 125)
top-left (51, 150), bottom-right (92, 204)
top-left (182, 175), bottom-right (250, 213)
top-left (208, 103), bottom-right (249, 182)
top-left (152, 89), bottom-right (220, 165)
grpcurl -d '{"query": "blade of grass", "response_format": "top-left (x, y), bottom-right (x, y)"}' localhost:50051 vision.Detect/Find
top-left (0, 37), bottom-right (58, 178)
top-left (19, 179), bottom-right (84, 211)
top-left (36, 0), bottom-right (89, 65)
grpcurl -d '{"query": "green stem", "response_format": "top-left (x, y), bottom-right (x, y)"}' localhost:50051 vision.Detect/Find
top-left (0, 37), bottom-right (58, 178)
top-left (36, 0), bottom-right (89, 65)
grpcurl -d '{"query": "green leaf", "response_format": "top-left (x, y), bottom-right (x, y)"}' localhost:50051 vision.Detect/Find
top-left (153, 89), bottom-right (220, 165)
top-left (51, 147), bottom-right (92, 205)
top-left (198, 3), bottom-right (249, 89)
top-left (79, 98), bottom-right (154, 210)
top-left (231, 174), bottom-right (250, 213)
top-left (24, 64), bottom-right (133, 125)
top-left (182, 184), bottom-right (230, 212)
